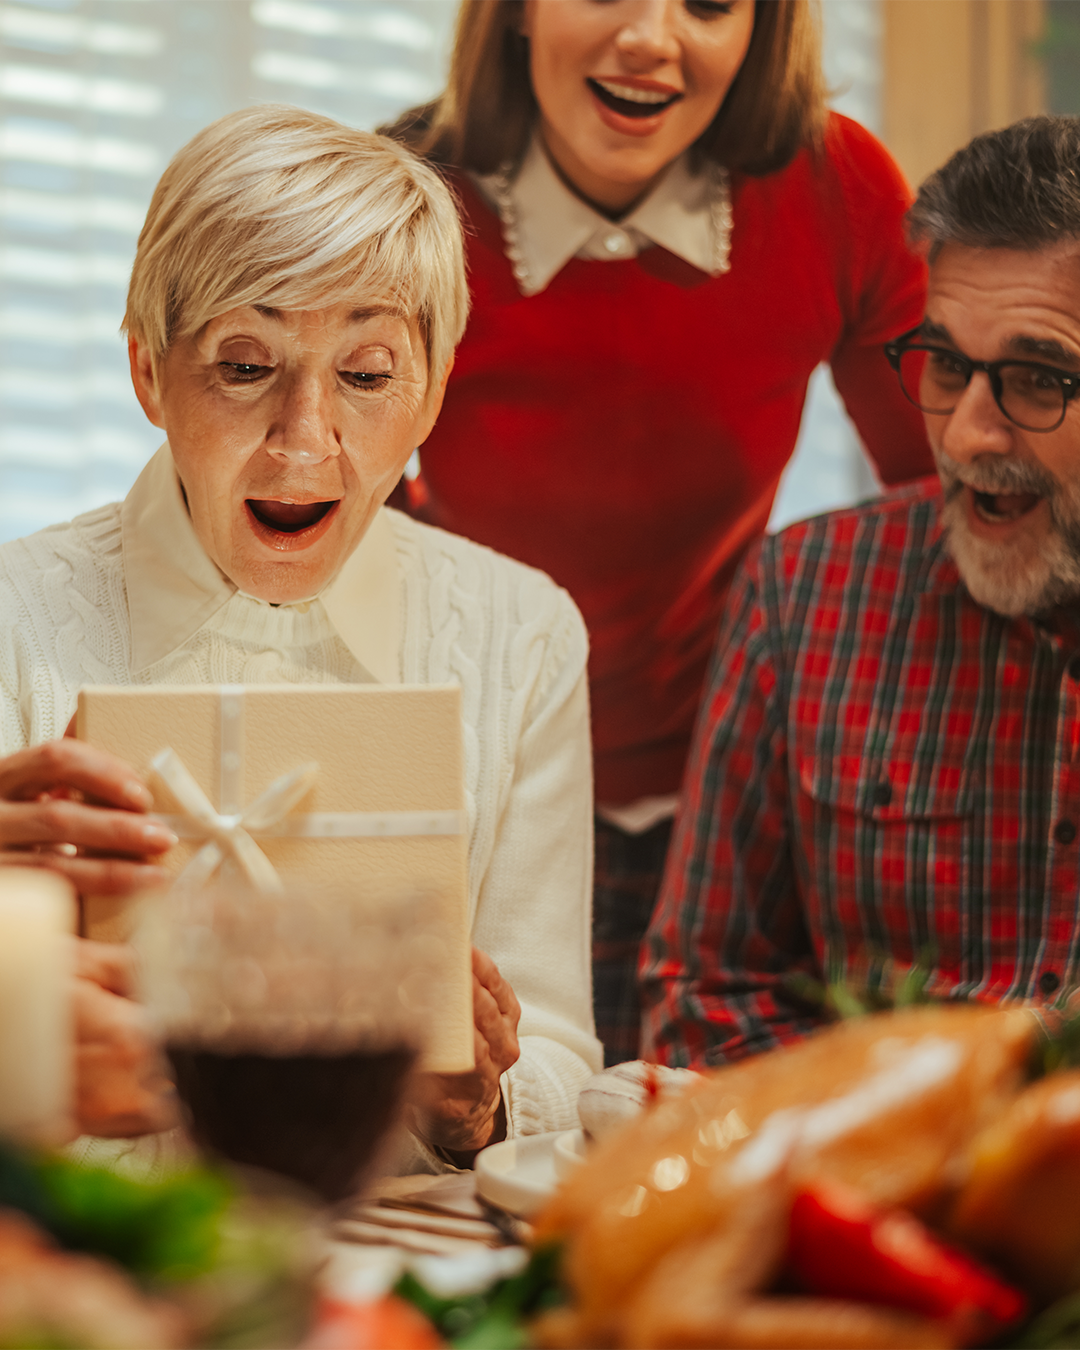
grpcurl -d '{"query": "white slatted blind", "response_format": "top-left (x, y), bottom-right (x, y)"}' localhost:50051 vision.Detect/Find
top-left (0, 0), bottom-right (454, 543)
top-left (1, 0), bottom-right (881, 545)
top-left (771, 0), bottom-right (885, 531)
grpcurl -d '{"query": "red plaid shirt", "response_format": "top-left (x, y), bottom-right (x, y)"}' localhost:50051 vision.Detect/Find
top-left (642, 477), bottom-right (1080, 1067)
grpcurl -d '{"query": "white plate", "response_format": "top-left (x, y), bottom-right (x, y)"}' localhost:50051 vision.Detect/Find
top-left (475, 1130), bottom-right (583, 1218)
top-left (552, 1127), bottom-right (586, 1180)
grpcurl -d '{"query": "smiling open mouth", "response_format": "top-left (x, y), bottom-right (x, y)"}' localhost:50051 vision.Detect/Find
top-left (972, 489), bottom-right (1042, 523)
top-left (247, 499), bottom-right (336, 533)
top-left (587, 77), bottom-right (682, 119)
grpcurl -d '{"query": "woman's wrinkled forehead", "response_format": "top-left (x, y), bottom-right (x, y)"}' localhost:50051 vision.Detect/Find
top-left (176, 273), bottom-right (419, 347)
top-left (196, 296), bottom-right (411, 335)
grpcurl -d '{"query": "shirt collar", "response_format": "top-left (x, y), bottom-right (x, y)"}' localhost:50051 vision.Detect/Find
top-left (475, 133), bottom-right (717, 294)
top-left (121, 443), bottom-right (400, 683)
top-left (916, 486), bottom-right (957, 595)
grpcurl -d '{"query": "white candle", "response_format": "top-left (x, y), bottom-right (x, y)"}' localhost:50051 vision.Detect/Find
top-left (0, 869), bottom-right (76, 1146)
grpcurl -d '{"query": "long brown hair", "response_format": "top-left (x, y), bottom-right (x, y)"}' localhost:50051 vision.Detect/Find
top-left (386, 0), bottom-right (826, 178)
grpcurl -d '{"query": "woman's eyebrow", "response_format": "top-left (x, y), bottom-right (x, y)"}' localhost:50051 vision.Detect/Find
top-left (347, 304), bottom-right (407, 322)
top-left (246, 304), bottom-right (407, 322)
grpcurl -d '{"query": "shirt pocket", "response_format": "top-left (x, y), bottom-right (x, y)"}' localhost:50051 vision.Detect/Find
top-left (795, 749), bottom-right (974, 974)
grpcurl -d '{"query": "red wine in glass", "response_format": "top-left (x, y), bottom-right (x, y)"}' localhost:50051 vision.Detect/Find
top-left (166, 1043), bottom-right (417, 1204)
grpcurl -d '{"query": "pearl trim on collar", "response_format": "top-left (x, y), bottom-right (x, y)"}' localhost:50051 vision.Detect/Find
top-left (488, 159), bottom-right (733, 297)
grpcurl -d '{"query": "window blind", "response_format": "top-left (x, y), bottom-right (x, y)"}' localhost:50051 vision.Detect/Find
top-left (1, 0), bottom-right (883, 545)
top-left (0, 0), bottom-right (453, 543)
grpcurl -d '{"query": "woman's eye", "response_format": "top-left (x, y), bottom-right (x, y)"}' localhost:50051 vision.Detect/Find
top-left (220, 362), bottom-right (269, 382)
top-left (342, 370), bottom-right (391, 390)
top-left (686, 0), bottom-right (735, 16)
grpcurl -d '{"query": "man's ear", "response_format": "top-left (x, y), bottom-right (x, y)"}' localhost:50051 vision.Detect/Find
top-left (128, 338), bottom-right (166, 429)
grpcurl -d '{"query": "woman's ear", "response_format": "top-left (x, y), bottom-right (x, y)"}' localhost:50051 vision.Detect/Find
top-left (128, 338), bottom-right (166, 429)
top-left (416, 355), bottom-right (455, 447)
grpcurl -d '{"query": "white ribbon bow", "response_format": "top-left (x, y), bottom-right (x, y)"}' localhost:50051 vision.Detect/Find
top-left (151, 747), bottom-right (319, 896)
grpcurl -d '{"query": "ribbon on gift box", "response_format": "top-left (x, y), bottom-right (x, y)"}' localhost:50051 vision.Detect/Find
top-left (149, 686), bottom-right (464, 896)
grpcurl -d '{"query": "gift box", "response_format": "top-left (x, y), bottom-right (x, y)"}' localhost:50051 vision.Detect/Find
top-left (76, 684), bottom-right (473, 1073)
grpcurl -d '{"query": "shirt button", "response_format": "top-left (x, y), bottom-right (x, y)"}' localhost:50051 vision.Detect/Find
top-left (1039, 970), bottom-right (1061, 996)
top-left (603, 229), bottom-right (630, 256)
top-left (871, 781), bottom-right (892, 807)
top-left (1070, 655), bottom-right (1080, 681)
top-left (1055, 819), bottom-right (1078, 845)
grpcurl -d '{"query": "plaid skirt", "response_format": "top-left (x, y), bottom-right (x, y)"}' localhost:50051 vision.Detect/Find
top-left (592, 815), bottom-right (674, 1067)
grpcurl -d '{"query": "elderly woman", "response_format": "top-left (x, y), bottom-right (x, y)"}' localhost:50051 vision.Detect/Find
top-left (0, 105), bottom-right (601, 1166)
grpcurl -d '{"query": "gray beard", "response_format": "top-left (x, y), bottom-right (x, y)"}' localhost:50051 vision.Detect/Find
top-left (935, 448), bottom-right (1080, 617)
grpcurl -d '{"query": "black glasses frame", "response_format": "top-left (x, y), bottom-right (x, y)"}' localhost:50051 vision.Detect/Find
top-left (884, 326), bottom-right (1080, 432)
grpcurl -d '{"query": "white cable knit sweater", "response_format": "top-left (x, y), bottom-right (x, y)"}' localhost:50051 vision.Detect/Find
top-left (0, 472), bottom-right (601, 1168)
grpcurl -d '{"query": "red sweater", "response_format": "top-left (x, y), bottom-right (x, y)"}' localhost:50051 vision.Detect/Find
top-left (412, 115), bottom-right (934, 804)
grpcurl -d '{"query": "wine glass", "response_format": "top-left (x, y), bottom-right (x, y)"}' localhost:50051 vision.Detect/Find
top-left (135, 881), bottom-right (444, 1204)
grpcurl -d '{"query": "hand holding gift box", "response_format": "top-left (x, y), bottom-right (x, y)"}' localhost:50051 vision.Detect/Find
top-left (70, 937), bottom-right (179, 1139)
top-left (77, 683), bottom-right (474, 1075)
top-left (0, 739), bottom-right (173, 898)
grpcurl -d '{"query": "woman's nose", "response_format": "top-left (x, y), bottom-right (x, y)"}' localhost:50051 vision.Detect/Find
top-left (266, 377), bottom-right (340, 464)
top-left (614, 0), bottom-right (681, 65)
top-left (939, 371), bottom-right (1014, 465)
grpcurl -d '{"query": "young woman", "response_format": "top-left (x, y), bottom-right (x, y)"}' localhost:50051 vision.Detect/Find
top-left (388, 0), bottom-right (935, 1066)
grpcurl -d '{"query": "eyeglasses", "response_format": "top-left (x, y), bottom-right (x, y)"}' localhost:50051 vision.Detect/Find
top-left (884, 326), bottom-right (1080, 432)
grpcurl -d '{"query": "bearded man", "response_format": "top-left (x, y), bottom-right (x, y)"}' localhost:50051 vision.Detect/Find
top-left (642, 115), bottom-right (1080, 1065)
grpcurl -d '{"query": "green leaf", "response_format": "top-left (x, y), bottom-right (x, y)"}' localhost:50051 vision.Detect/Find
top-left (33, 1157), bottom-right (232, 1280)
top-left (894, 961), bottom-right (933, 1008)
top-left (395, 1243), bottom-right (565, 1346)
top-left (1039, 1004), bottom-right (1080, 1078)
top-left (1014, 1290), bottom-right (1080, 1348)
top-left (0, 1329), bottom-right (79, 1350)
top-left (0, 1139), bottom-right (232, 1279)
top-left (826, 982), bottom-right (868, 1020)
top-left (0, 1144), bottom-right (60, 1233)
top-left (452, 1307), bottom-right (530, 1349)
top-left (778, 971), bottom-right (829, 1012)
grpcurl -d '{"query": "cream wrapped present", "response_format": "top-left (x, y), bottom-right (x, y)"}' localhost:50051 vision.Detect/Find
top-left (76, 683), bottom-right (473, 1073)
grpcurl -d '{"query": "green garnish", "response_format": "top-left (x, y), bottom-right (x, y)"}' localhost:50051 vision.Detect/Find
top-left (34, 1155), bottom-right (231, 1281)
top-left (395, 1243), bottom-right (564, 1348)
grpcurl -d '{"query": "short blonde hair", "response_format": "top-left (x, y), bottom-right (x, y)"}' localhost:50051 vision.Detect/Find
top-left (124, 105), bottom-right (469, 394)
top-left (387, 0), bottom-right (825, 178)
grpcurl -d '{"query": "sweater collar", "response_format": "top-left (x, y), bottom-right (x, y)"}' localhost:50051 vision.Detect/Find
top-left (121, 444), bottom-right (400, 683)
top-left (473, 133), bottom-right (717, 294)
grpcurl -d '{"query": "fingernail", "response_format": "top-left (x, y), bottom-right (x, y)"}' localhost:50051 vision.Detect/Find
top-left (125, 780), bottom-right (154, 809)
top-left (142, 823), bottom-right (178, 850)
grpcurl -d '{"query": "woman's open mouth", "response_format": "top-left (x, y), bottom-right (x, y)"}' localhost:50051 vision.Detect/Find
top-left (971, 489), bottom-right (1043, 524)
top-left (245, 498), bottom-right (340, 550)
top-left (587, 77), bottom-right (683, 121)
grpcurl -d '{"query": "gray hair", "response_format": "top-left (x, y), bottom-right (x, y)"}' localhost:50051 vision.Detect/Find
top-left (908, 115), bottom-right (1080, 261)
top-left (125, 105), bottom-right (469, 399)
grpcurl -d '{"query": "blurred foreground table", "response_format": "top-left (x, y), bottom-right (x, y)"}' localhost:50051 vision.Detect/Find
top-left (324, 1172), bottom-right (529, 1303)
